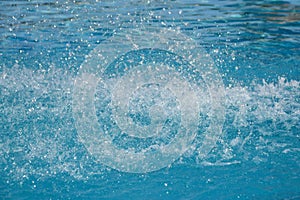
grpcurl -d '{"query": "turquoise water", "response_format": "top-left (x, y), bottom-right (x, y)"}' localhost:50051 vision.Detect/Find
top-left (1, 0), bottom-right (300, 199)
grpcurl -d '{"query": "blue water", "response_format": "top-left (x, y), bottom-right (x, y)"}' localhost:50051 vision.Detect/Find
top-left (1, 0), bottom-right (300, 199)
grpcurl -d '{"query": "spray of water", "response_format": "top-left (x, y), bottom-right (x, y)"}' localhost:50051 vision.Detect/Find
top-left (0, 30), bottom-right (299, 181)
top-left (72, 27), bottom-right (225, 173)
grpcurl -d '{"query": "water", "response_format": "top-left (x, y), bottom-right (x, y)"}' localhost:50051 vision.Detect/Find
top-left (0, 0), bottom-right (299, 199)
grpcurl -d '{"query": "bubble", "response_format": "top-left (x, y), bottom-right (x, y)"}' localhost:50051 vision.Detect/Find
top-left (72, 27), bottom-right (225, 173)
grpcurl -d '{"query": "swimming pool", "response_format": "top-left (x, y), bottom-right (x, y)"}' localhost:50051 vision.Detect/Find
top-left (0, 0), bottom-right (299, 199)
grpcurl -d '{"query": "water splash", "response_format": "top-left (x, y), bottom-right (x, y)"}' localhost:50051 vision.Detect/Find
top-left (193, 77), bottom-right (299, 166)
top-left (72, 27), bottom-right (225, 173)
top-left (0, 55), bottom-right (299, 181)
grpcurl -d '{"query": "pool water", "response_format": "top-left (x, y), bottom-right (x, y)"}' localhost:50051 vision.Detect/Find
top-left (0, 0), bottom-right (299, 199)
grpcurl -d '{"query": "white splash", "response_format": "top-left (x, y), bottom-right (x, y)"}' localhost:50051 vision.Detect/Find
top-left (0, 64), bottom-right (299, 179)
